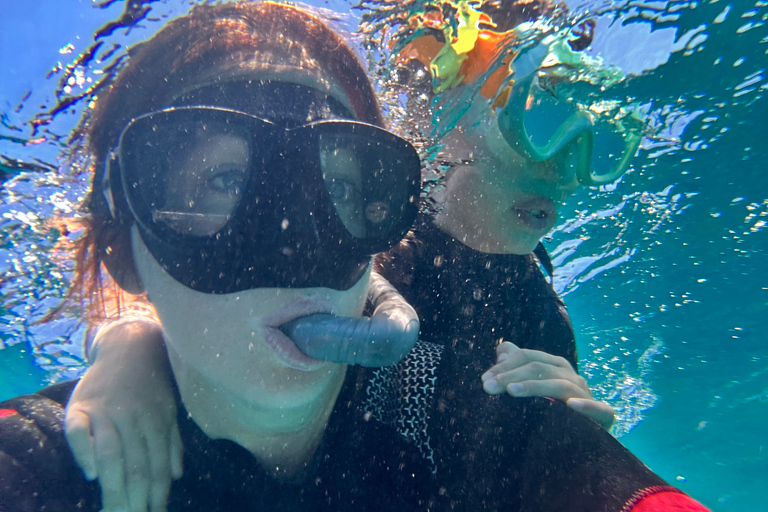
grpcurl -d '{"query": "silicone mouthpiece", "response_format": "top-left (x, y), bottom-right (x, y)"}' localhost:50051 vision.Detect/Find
top-left (281, 273), bottom-right (420, 367)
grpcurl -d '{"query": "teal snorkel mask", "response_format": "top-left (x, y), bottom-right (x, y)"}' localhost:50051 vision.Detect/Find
top-left (495, 41), bottom-right (644, 186)
top-left (363, 0), bottom-right (645, 187)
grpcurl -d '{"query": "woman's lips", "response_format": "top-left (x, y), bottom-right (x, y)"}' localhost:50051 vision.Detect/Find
top-left (511, 197), bottom-right (556, 232)
top-left (259, 297), bottom-right (333, 371)
top-left (262, 328), bottom-right (325, 371)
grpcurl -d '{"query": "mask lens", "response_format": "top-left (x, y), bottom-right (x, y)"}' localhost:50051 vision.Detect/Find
top-left (120, 109), bottom-right (255, 237)
top-left (505, 78), bottom-right (642, 185)
top-left (318, 128), bottom-right (417, 242)
top-left (320, 134), bottom-right (367, 238)
top-left (587, 112), bottom-right (642, 184)
top-left (521, 82), bottom-right (574, 151)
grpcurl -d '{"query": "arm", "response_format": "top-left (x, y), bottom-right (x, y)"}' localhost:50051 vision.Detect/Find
top-left (65, 318), bottom-right (182, 512)
top-left (430, 351), bottom-right (708, 511)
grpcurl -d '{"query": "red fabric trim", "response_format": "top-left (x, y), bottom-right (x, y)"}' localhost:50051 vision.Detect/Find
top-left (0, 409), bottom-right (18, 418)
top-left (628, 490), bottom-right (711, 512)
top-left (621, 485), bottom-right (678, 511)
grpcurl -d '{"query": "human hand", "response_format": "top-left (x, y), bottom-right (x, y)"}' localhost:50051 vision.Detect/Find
top-left (65, 318), bottom-right (183, 512)
top-left (481, 342), bottom-right (615, 430)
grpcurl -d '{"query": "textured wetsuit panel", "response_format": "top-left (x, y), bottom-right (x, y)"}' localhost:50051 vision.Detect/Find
top-left (365, 340), bottom-right (444, 471)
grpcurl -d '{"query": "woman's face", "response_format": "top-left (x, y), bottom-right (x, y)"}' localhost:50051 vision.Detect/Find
top-left (433, 126), bottom-right (579, 254)
top-left (130, 123), bottom-right (371, 426)
top-left (132, 225), bottom-right (369, 422)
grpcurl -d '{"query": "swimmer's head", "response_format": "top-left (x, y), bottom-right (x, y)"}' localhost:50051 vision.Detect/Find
top-left (83, 1), bottom-right (419, 296)
top-left (360, 0), bottom-right (644, 254)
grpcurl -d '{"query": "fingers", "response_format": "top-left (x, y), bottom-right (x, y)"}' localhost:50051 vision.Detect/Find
top-left (492, 344), bottom-right (574, 372)
top-left (495, 341), bottom-right (519, 362)
top-left (64, 409), bottom-right (98, 481)
top-left (482, 358), bottom-right (590, 400)
top-left (501, 377), bottom-right (591, 402)
top-left (122, 418), bottom-right (152, 512)
top-left (91, 415), bottom-right (130, 511)
top-left (142, 415), bottom-right (175, 512)
top-left (91, 413), bottom-right (155, 512)
top-left (483, 345), bottom-right (616, 431)
top-left (85, 411), bottom-right (178, 512)
top-left (567, 398), bottom-right (616, 430)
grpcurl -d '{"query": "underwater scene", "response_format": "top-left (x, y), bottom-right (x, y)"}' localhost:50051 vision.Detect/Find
top-left (0, 0), bottom-right (766, 510)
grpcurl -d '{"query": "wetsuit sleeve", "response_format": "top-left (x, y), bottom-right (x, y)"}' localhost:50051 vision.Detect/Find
top-left (0, 384), bottom-right (100, 512)
top-left (426, 350), bottom-right (704, 512)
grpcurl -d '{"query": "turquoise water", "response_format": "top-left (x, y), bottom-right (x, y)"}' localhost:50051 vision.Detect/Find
top-left (1, 1), bottom-right (766, 510)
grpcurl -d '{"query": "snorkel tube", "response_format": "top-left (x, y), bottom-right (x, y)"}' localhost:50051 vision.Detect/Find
top-left (282, 273), bottom-right (420, 367)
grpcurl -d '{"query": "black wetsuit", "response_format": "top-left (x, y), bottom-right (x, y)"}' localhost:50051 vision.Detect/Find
top-left (369, 220), bottom-right (688, 510)
top-left (0, 344), bottom-right (674, 512)
top-left (0, 221), bottom-right (686, 511)
top-left (376, 220), bottom-right (576, 371)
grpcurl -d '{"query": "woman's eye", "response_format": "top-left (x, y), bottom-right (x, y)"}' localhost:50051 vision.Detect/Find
top-left (206, 166), bottom-right (247, 196)
top-left (326, 176), bottom-right (358, 203)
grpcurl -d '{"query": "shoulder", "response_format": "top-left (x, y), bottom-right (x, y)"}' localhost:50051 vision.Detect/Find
top-left (0, 383), bottom-right (99, 512)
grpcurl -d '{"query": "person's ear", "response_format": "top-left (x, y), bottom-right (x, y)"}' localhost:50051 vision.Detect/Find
top-left (99, 223), bottom-right (145, 295)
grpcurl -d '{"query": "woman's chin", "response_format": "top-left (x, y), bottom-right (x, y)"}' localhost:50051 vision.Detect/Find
top-left (486, 226), bottom-right (542, 255)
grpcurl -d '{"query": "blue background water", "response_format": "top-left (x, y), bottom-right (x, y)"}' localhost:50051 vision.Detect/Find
top-left (1, 1), bottom-right (766, 510)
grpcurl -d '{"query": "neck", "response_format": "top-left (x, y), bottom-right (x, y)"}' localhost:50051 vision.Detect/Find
top-left (166, 344), bottom-right (347, 478)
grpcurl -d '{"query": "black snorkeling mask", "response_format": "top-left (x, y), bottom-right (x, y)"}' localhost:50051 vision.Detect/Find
top-left (99, 104), bottom-right (420, 294)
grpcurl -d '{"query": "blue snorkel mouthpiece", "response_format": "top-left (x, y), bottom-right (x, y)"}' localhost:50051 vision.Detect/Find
top-left (281, 273), bottom-right (419, 367)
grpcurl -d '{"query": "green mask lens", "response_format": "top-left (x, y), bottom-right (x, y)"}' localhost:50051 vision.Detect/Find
top-left (497, 44), bottom-right (643, 186)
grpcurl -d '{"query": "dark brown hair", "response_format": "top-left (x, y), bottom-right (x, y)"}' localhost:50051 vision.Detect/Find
top-left (73, 1), bottom-right (384, 321)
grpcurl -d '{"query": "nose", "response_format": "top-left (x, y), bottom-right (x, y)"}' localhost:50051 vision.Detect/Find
top-left (528, 157), bottom-right (579, 192)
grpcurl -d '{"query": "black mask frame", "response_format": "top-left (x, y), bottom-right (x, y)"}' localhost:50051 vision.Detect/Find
top-left (99, 106), bottom-right (421, 293)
